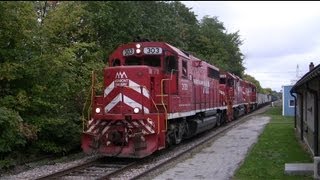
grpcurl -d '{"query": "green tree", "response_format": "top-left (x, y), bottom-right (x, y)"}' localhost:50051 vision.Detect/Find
top-left (243, 74), bottom-right (264, 93)
top-left (84, 1), bottom-right (199, 59)
top-left (27, 1), bottom-right (103, 154)
top-left (263, 87), bottom-right (272, 94)
top-left (0, 2), bottom-right (39, 167)
top-left (192, 16), bottom-right (245, 76)
top-left (0, 1), bottom-right (38, 112)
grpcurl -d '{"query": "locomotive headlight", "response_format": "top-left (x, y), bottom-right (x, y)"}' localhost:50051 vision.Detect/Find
top-left (136, 49), bottom-right (141, 54)
top-left (136, 44), bottom-right (141, 48)
top-left (95, 107), bottom-right (101, 114)
top-left (133, 107), bottom-right (140, 114)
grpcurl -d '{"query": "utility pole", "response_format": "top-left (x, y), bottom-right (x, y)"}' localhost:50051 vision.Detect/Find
top-left (296, 64), bottom-right (300, 79)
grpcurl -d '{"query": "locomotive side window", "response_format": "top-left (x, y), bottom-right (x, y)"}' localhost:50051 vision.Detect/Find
top-left (208, 67), bottom-right (220, 79)
top-left (165, 56), bottom-right (177, 73)
top-left (227, 79), bottom-right (234, 86)
top-left (182, 60), bottom-right (187, 77)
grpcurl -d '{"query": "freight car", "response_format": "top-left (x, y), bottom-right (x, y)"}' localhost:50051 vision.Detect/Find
top-left (81, 41), bottom-right (270, 158)
top-left (257, 93), bottom-right (272, 107)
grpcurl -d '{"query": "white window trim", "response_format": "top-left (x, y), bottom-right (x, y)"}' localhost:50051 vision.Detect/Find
top-left (289, 99), bottom-right (295, 107)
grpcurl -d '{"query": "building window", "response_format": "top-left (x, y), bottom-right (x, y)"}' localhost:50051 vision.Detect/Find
top-left (289, 99), bottom-right (295, 107)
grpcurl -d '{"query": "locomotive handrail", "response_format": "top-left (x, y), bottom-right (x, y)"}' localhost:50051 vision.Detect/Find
top-left (82, 70), bottom-right (96, 132)
top-left (149, 95), bottom-right (161, 135)
top-left (160, 69), bottom-right (176, 131)
top-left (140, 86), bottom-right (161, 134)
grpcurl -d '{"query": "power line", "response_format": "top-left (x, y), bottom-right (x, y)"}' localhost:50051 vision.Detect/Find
top-left (258, 80), bottom-right (290, 82)
top-left (247, 70), bottom-right (308, 74)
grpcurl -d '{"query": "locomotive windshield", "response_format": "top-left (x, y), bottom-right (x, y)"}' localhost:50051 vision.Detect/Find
top-left (165, 55), bottom-right (177, 73)
top-left (125, 56), bottom-right (161, 67)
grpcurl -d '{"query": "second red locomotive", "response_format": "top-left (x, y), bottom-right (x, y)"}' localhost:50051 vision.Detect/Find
top-left (82, 41), bottom-right (259, 158)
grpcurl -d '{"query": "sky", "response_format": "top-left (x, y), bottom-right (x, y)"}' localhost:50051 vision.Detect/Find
top-left (181, 1), bottom-right (320, 92)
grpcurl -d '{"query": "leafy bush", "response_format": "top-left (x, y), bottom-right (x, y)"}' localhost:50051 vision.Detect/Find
top-left (0, 107), bottom-right (27, 153)
top-left (0, 107), bottom-right (27, 169)
top-left (32, 117), bottom-right (81, 154)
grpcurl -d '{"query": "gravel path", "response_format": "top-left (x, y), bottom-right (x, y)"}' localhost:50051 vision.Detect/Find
top-left (153, 116), bottom-right (270, 180)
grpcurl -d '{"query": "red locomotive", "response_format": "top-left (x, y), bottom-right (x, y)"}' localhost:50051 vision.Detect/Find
top-left (81, 41), bottom-right (260, 158)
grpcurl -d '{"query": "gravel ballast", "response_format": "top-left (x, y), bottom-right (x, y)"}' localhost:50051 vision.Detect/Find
top-left (0, 154), bottom-right (99, 180)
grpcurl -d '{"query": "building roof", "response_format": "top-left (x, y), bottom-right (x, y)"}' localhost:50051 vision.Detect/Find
top-left (291, 63), bottom-right (320, 93)
top-left (283, 85), bottom-right (293, 88)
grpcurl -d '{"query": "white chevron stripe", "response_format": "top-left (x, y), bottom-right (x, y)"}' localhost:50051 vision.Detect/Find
top-left (105, 93), bottom-right (122, 112)
top-left (104, 93), bottom-right (150, 114)
top-left (139, 120), bottom-right (154, 133)
top-left (100, 121), bottom-right (107, 126)
top-left (103, 80), bottom-right (150, 99)
top-left (88, 118), bottom-right (94, 124)
top-left (129, 80), bottom-right (150, 98)
top-left (143, 107), bottom-right (150, 113)
top-left (88, 118), bottom-right (94, 127)
top-left (104, 81), bottom-right (115, 97)
top-left (99, 119), bottom-right (155, 137)
top-left (146, 118), bottom-right (155, 128)
top-left (94, 121), bottom-right (106, 134)
top-left (102, 125), bottom-right (111, 135)
top-left (123, 95), bottom-right (150, 114)
top-left (87, 120), bottom-right (100, 133)
top-left (132, 121), bottom-right (139, 127)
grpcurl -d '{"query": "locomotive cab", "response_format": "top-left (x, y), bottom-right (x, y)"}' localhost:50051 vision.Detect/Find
top-left (247, 82), bottom-right (257, 110)
top-left (219, 72), bottom-right (236, 104)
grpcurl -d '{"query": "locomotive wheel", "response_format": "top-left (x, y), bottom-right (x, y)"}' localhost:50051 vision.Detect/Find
top-left (173, 124), bottom-right (183, 144)
top-left (220, 112), bottom-right (227, 125)
top-left (166, 123), bottom-right (184, 146)
top-left (216, 114), bottom-right (221, 127)
top-left (166, 124), bottom-right (176, 146)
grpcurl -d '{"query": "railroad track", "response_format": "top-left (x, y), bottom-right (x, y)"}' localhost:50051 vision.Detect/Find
top-left (36, 157), bottom-right (137, 180)
top-left (111, 105), bottom-right (271, 179)
top-left (36, 105), bottom-right (270, 180)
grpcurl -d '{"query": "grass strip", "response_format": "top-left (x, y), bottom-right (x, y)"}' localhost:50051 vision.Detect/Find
top-left (234, 106), bottom-right (313, 180)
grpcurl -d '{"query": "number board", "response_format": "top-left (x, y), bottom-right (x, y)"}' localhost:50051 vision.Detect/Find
top-left (122, 48), bottom-right (134, 56)
top-left (143, 47), bottom-right (163, 55)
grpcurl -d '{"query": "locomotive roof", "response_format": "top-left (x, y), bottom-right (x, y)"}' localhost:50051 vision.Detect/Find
top-left (113, 41), bottom-right (220, 70)
top-left (165, 43), bottom-right (191, 59)
top-left (165, 43), bottom-right (219, 70)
